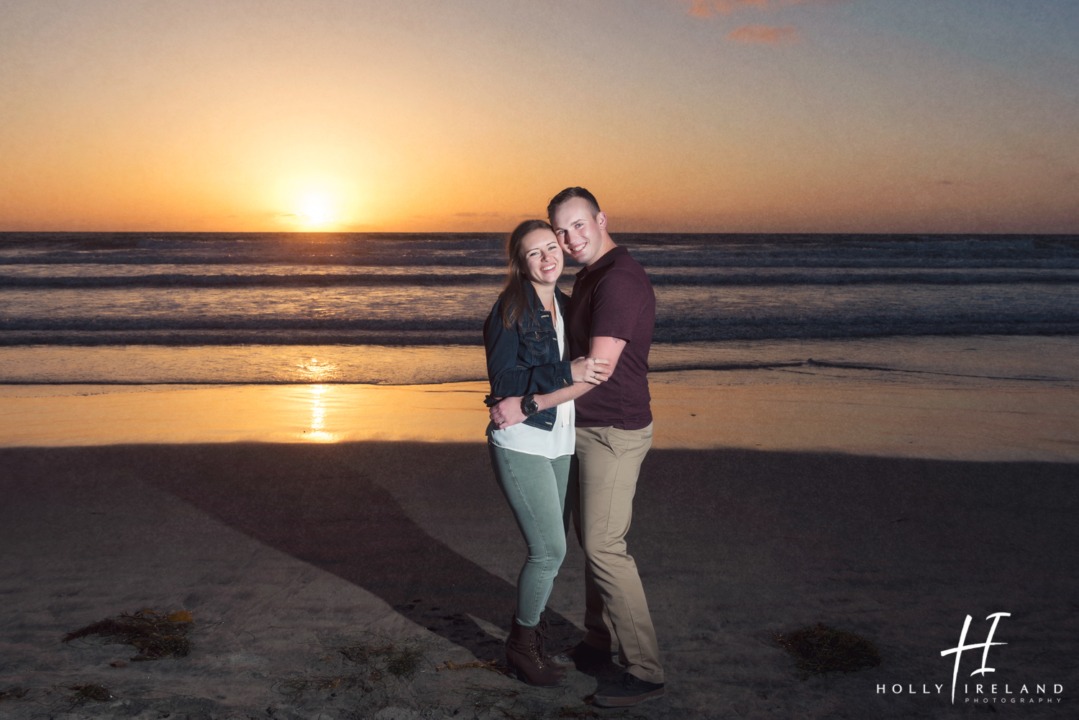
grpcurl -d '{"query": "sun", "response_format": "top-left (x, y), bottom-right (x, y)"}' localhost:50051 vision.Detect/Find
top-left (297, 192), bottom-right (336, 226)
top-left (274, 175), bottom-right (362, 230)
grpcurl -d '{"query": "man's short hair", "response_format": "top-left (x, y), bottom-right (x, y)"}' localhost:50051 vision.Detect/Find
top-left (547, 187), bottom-right (601, 223)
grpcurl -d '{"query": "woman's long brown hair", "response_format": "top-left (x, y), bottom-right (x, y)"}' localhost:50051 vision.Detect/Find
top-left (497, 219), bottom-right (553, 329)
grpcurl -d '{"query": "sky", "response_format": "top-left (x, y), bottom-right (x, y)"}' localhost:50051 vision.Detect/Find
top-left (0, 0), bottom-right (1077, 233)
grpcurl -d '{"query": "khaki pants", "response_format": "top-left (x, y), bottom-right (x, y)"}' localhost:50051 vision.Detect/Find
top-left (570, 423), bottom-right (663, 684)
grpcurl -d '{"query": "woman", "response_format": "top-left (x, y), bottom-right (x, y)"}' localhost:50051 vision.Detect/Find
top-left (483, 219), bottom-right (608, 687)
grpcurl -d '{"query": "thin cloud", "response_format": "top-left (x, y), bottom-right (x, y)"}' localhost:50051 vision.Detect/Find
top-left (683, 0), bottom-right (851, 18)
top-left (727, 24), bottom-right (799, 44)
top-left (688, 0), bottom-right (763, 15)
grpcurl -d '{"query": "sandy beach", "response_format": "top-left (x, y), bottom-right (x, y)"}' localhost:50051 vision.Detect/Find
top-left (5, 0), bottom-right (1079, 715)
top-left (2, 371), bottom-right (1078, 719)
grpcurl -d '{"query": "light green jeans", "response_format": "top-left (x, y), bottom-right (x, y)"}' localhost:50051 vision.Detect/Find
top-left (488, 442), bottom-right (571, 627)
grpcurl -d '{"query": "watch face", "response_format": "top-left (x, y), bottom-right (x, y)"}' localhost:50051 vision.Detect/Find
top-left (522, 395), bottom-right (539, 416)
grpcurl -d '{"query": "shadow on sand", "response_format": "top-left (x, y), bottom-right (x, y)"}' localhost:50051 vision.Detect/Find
top-left (132, 443), bottom-right (586, 662)
top-left (3, 441), bottom-right (1078, 687)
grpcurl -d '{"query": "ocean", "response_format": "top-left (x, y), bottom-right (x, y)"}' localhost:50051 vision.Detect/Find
top-left (2, 231), bottom-right (1078, 386)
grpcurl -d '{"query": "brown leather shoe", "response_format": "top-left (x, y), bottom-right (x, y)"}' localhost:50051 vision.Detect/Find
top-left (505, 618), bottom-right (565, 687)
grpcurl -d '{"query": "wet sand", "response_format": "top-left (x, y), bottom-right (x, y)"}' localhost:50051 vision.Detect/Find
top-left (1, 375), bottom-right (1078, 718)
top-left (2, 369), bottom-right (1077, 461)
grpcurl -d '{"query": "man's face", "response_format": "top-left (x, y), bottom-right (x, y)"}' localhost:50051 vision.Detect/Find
top-left (552, 197), bottom-right (607, 267)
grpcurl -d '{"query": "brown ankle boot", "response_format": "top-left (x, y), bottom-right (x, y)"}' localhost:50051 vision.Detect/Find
top-left (506, 618), bottom-right (564, 687)
top-left (536, 612), bottom-right (565, 668)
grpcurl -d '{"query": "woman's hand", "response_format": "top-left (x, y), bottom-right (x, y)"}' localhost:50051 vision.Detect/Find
top-left (571, 357), bottom-right (610, 385)
top-left (490, 396), bottom-right (527, 429)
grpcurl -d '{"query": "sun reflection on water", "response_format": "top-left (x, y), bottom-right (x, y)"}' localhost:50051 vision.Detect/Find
top-left (303, 384), bottom-right (339, 443)
top-left (297, 356), bottom-right (340, 382)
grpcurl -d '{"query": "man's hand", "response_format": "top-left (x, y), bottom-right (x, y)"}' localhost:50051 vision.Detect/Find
top-left (571, 357), bottom-right (610, 385)
top-left (490, 396), bottom-right (526, 429)
top-left (490, 343), bottom-right (624, 429)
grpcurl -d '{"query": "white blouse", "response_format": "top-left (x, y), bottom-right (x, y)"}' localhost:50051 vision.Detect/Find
top-left (487, 304), bottom-right (575, 459)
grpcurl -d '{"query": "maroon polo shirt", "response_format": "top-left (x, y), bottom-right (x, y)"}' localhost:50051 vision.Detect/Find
top-left (567, 246), bottom-right (656, 430)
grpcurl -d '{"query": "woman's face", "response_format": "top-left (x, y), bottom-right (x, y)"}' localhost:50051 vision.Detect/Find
top-left (519, 228), bottom-right (563, 288)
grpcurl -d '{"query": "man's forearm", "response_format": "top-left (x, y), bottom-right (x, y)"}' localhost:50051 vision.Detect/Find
top-left (535, 381), bottom-right (594, 411)
top-left (535, 336), bottom-right (627, 411)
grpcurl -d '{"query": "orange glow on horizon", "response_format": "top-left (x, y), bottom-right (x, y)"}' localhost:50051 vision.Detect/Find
top-left (0, 2), bottom-right (1076, 234)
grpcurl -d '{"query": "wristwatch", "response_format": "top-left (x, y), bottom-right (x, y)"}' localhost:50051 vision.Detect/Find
top-left (520, 394), bottom-right (540, 417)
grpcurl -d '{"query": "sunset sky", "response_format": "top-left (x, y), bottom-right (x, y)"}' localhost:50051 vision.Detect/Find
top-left (1, 0), bottom-right (1076, 233)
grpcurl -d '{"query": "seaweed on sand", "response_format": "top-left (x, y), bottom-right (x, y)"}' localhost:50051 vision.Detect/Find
top-left (68, 684), bottom-right (115, 707)
top-left (338, 640), bottom-right (425, 679)
top-left (63, 608), bottom-right (194, 661)
top-left (435, 658), bottom-right (506, 675)
top-left (774, 622), bottom-right (882, 678)
top-left (0, 687), bottom-right (28, 703)
top-left (274, 673), bottom-right (378, 702)
top-left (274, 636), bottom-right (428, 702)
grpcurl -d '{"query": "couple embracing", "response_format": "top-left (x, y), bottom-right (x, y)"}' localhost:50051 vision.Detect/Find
top-left (483, 187), bottom-right (664, 709)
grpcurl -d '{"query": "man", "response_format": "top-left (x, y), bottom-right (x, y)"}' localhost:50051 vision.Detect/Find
top-left (490, 187), bottom-right (663, 708)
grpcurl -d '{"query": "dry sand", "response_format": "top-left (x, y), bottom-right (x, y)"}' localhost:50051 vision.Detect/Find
top-left (1, 374), bottom-right (1078, 719)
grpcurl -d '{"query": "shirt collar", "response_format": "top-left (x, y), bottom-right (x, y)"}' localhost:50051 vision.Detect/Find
top-left (577, 245), bottom-right (627, 279)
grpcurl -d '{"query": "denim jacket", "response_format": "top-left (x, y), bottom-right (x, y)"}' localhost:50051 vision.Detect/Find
top-left (483, 282), bottom-right (574, 431)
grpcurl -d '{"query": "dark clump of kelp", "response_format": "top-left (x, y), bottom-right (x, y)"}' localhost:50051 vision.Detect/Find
top-left (0, 687), bottom-right (29, 703)
top-left (340, 639), bottom-right (427, 679)
top-left (774, 622), bottom-right (882, 678)
top-left (67, 684), bottom-right (116, 707)
top-left (63, 608), bottom-right (195, 661)
top-left (274, 635), bottom-right (428, 702)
